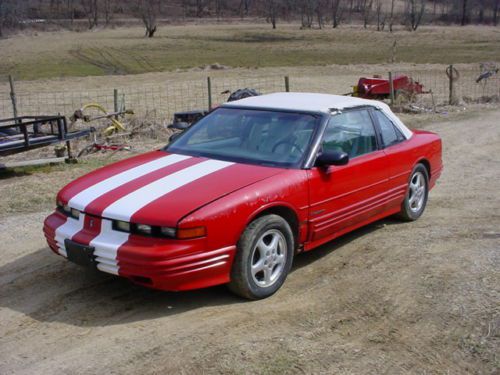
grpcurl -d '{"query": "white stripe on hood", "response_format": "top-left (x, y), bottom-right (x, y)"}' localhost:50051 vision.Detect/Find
top-left (102, 159), bottom-right (233, 221)
top-left (69, 154), bottom-right (191, 211)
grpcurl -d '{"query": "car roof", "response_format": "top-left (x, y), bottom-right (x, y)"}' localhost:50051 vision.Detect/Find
top-left (222, 92), bottom-right (413, 139)
top-left (222, 92), bottom-right (384, 113)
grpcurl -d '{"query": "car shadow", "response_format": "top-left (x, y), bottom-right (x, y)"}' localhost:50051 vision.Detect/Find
top-left (292, 217), bottom-right (404, 271)
top-left (0, 217), bottom-right (404, 328)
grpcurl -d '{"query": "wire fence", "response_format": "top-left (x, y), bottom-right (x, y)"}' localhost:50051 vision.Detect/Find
top-left (0, 76), bottom-right (288, 121)
top-left (393, 67), bottom-right (500, 107)
top-left (0, 67), bottom-right (499, 121)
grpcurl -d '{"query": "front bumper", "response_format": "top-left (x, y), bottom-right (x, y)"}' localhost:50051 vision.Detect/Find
top-left (43, 211), bottom-right (236, 291)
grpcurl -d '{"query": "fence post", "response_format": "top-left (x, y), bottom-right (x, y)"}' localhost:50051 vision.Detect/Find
top-left (284, 76), bottom-right (290, 92)
top-left (8, 75), bottom-right (18, 118)
top-left (388, 71), bottom-right (395, 106)
top-left (448, 64), bottom-right (454, 105)
top-left (113, 88), bottom-right (118, 111)
top-left (113, 88), bottom-right (119, 119)
top-left (207, 76), bottom-right (212, 110)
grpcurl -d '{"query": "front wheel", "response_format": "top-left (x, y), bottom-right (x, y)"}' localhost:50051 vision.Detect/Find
top-left (228, 215), bottom-right (294, 300)
top-left (398, 163), bottom-right (429, 221)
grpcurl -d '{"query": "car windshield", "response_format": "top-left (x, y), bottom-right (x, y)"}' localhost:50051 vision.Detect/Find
top-left (165, 107), bottom-right (319, 168)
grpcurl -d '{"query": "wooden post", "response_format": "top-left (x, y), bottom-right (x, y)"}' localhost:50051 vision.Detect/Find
top-left (284, 76), bottom-right (290, 92)
top-left (113, 88), bottom-right (119, 118)
top-left (8, 75), bottom-right (18, 118)
top-left (448, 64), bottom-right (454, 105)
top-left (207, 77), bottom-right (212, 110)
top-left (389, 71), bottom-right (395, 106)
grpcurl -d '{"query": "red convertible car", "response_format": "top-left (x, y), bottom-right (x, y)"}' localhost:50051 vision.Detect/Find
top-left (44, 93), bottom-right (442, 299)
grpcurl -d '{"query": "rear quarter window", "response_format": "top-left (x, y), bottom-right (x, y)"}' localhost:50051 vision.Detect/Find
top-left (374, 110), bottom-right (405, 147)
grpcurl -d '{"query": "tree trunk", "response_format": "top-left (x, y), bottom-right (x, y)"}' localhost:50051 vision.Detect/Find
top-left (348, 0), bottom-right (353, 23)
top-left (147, 26), bottom-right (156, 37)
top-left (389, 0), bottom-right (395, 31)
top-left (494, 0), bottom-right (499, 26)
top-left (461, 0), bottom-right (468, 25)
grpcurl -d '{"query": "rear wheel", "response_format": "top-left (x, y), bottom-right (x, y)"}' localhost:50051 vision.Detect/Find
top-left (228, 214), bottom-right (294, 300)
top-left (398, 163), bottom-right (429, 221)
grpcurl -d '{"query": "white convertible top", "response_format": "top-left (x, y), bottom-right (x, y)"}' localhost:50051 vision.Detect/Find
top-left (223, 92), bottom-right (413, 139)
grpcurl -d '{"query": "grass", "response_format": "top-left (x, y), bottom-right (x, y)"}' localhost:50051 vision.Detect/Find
top-left (1, 24), bottom-right (499, 80)
top-left (0, 156), bottom-right (118, 216)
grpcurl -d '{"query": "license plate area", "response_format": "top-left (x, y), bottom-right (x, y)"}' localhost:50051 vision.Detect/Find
top-left (65, 239), bottom-right (96, 268)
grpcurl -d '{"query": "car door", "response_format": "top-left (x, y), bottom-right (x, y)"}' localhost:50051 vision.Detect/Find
top-left (306, 108), bottom-right (389, 244)
top-left (372, 109), bottom-right (414, 212)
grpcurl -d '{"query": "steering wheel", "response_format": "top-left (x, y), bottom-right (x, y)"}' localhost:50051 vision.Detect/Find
top-left (272, 140), bottom-right (304, 154)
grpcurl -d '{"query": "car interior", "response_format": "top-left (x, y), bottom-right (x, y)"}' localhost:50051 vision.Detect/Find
top-left (322, 109), bottom-right (377, 158)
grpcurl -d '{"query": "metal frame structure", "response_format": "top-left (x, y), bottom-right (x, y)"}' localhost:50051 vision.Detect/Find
top-left (0, 115), bottom-right (90, 157)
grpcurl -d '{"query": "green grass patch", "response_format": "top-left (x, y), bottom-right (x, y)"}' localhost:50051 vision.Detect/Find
top-left (1, 25), bottom-right (499, 80)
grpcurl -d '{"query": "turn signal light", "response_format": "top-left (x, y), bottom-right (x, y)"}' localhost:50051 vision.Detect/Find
top-left (177, 226), bottom-right (207, 239)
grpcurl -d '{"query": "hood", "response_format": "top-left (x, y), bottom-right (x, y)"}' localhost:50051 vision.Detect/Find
top-left (58, 151), bottom-right (284, 226)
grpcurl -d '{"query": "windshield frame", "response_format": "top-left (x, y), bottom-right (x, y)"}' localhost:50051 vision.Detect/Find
top-left (164, 106), bottom-right (327, 169)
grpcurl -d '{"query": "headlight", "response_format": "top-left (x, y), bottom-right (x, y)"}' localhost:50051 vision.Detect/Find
top-left (160, 227), bottom-right (176, 238)
top-left (136, 224), bottom-right (152, 235)
top-left (114, 220), bottom-right (131, 232)
top-left (57, 200), bottom-right (79, 219)
top-left (110, 220), bottom-right (203, 239)
top-left (70, 208), bottom-right (80, 220)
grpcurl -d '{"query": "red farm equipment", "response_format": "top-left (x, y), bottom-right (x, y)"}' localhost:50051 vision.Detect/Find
top-left (352, 74), bottom-right (425, 101)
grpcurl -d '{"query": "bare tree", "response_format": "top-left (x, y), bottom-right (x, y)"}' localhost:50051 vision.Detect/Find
top-left (0, 0), bottom-right (5, 37)
top-left (331, 0), bottom-right (343, 28)
top-left (214, 0), bottom-right (225, 20)
top-left (494, 0), bottom-right (499, 26)
top-left (300, 0), bottom-right (314, 28)
top-left (361, 0), bottom-right (373, 28)
top-left (460, 0), bottom-right (468, 25)
top-left (316, 0), bottom-right (327, 28)
top-left (388, 0), bottom-right (395, 31)
top-left (375, 0), bottom-right (385, 30)
top-left (477, 0), bottom-right (485, 23)
top-left (66, 0), bottom-right (75, 24)
top-left (104, 0), bottom-right (114, 26)
top-left (405, 0), bottom-right (425, 30)
top-left (137, 0), bottom-right (159, 37)
top-left (81, 0), bottom-right (98, 29)
top-left (0, 0), bottom-right (23, 37)
top-left (266, 0), bottom-right (278, 28)
top-left (238, 0), bottom-right (251, 17)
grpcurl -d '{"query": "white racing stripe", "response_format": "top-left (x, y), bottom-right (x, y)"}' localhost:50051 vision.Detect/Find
top-left (102, 159), bottom-right (234, 221)
top-left (69, 154), bottom-right (191, 211)
top-left (90, 219), bottom-right (129, 276)
top-left (54, 214), bottom-right (86, 257)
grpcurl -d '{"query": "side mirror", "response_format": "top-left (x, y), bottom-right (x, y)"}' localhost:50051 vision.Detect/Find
top-left (315, 150), bottom-right (349, 167)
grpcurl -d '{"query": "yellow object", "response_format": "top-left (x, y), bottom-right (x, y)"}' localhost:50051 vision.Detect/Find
top-left (80, 103), bottom-right (127, 136)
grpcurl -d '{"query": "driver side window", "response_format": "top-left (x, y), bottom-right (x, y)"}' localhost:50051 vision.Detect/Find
top-left (322, 109), bottom-right (377, 158)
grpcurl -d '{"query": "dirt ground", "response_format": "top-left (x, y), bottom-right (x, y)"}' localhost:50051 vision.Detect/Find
top-left (0, 109), bottom-right (499, 374)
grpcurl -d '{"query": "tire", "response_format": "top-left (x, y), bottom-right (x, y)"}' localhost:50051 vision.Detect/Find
top-left (228, 214), bottom-right (294, 300)
top-left (398, 163), bottom-right (429, 221)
